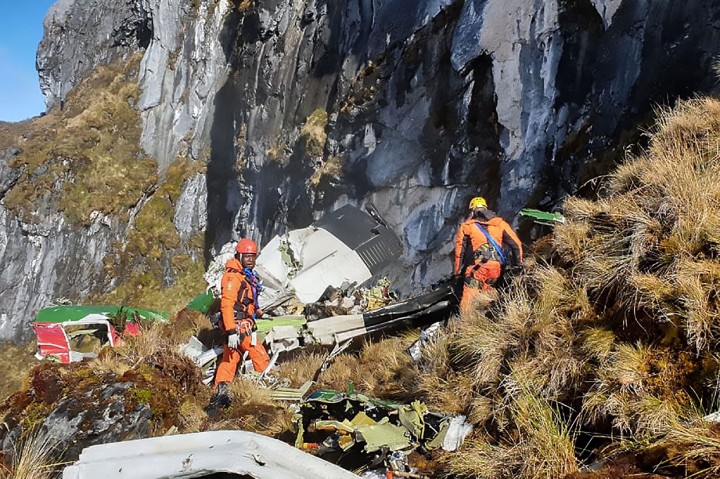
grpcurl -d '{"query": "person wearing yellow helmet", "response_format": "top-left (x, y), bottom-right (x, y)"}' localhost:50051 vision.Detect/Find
top-left (468, 196), bottom-right (487, 210)
top-left (454, 197), bottom-right (523, 312)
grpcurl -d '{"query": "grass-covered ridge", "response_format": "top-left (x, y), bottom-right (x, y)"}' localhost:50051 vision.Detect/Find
top-left (1, 54), bottom-right (156, 225)
top-left (0, 54), bottom-right (208, 316)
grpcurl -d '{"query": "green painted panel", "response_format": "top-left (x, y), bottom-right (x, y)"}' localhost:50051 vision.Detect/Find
top-left (186, 290), bottom-right (216, 314)
top-left (519, 208), bottom-right (566, 223)
top-left (34, 305), bottom-right (168, 324)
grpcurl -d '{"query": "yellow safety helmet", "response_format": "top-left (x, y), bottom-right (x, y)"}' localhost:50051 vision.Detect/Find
top-left (469, 196), bottom-right (487, 210)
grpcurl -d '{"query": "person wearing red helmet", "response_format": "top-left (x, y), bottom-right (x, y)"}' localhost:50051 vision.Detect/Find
top-left (209, 238), bottom-right (270, 410)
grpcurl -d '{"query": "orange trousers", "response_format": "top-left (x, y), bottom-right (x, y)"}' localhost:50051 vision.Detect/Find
top-left (214, 333), bottom-right (270, 387)
top-left (460, 260), bottom-right (502, 313)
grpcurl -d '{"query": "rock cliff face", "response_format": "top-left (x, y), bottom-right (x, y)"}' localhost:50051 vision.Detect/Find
top-left (1, 0), bottom-right (719, 343)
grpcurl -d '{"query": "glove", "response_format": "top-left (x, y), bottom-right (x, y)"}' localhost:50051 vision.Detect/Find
top-left (227, 333), bottom-right (240, 349)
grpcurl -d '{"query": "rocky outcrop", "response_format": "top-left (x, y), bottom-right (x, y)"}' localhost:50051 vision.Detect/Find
top-left (37, 0), bottom-right (151, 111)
top-left (3, 0), bottom-right (718, 342)
top-left (197, 0), bottom-right (720, 288)
top-left (0, 354), bottom-right (203, 463)
top-left (0, 205), bottom-right (118, 342)
top-left (0, 149), bottom-right (22, 197)
top-left (137, 0), bottom-right (231, 171)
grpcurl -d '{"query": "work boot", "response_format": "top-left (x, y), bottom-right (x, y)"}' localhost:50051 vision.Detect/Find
top-left (205, 382), bottom-right (231, 416)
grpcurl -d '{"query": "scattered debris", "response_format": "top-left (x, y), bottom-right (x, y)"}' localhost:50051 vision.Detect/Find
top-left (205, 205), bottom-right (403, 307)
top-left (408, 322), bottom-right (442, 364)
top-left (178, 335), bottom-right (223, 385)
top-left (294, 389), bottom-right (472, 476)
top-left (268, 380), bottom-right (314, 401)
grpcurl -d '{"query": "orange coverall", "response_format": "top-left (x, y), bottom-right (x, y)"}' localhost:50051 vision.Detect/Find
top-left (214, 257), bottom-right (270, 386)
top-left (454, 213), bottom-right (523, 312)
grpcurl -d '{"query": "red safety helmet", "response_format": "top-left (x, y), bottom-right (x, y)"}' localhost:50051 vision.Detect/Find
top-left (235, 238), bottom-right (258, 255)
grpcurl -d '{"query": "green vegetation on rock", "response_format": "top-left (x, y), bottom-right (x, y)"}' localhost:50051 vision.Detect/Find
top-left (300, 108), bottom-right (328, 158)
top-left (2, 54), bottom-right (157, 225)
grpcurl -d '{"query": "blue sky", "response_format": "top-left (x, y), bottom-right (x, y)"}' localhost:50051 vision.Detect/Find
top-left (0, 1), bottom-right (57, 122)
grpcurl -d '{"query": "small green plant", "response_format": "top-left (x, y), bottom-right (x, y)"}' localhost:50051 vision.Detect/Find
top-left (132, 388), bottom-right (153, 404)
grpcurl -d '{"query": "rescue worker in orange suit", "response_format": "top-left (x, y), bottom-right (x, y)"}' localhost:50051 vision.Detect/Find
top-left (454, 197), bottom-right (523, 312)
top-left (209, 238), bottom-right (270, 410)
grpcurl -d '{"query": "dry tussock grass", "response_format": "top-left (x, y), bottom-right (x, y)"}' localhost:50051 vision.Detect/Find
top-left (212, 379), bottom-right (294, 436)
top-left (177, 400), bottom-right (206, 433)
top-left (426, 96), bottom-right (720, 477)
top-left (0, 428), bottom-right (61, 479)
top-left (300, 109), bottom-right (328, 158)
top-left (281, 334), bottom-right (421, 401)
top-left (446, 379), bottom-right (579, 479)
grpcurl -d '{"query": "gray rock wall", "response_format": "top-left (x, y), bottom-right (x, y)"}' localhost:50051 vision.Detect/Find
top-left (201, 0), bottom-right (720, 289)
top-left (38, 0), bottom-right (152, 110)
top-left (3, 0), bottom-right (719, 342)
top-left (0, 204), bottom-right (118, 342)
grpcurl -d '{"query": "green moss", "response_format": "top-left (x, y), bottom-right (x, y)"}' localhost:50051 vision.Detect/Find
top-left (124, 156), bottom-right (205, 260)
top-left (94, 240), bottom-right (206, 317)
top-left (19, 402), bottom-right (52, 432)
top-left (131, 388), bottom-right (153, 404)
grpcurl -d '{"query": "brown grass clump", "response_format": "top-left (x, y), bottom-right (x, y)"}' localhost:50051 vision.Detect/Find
top-left (0, 428), bottom-right (61, 479)
top-left (300, 108), bottom-right (328, 158)
top-left (280, 334), bottom-right (422, 402)
top-left (416, 96), bottom-right (720, 477)
top-left (446, 383), bottom-right (579, 479)
top-left (206, 379), bottom-right (294, 437)
top-left (0, 342), bottom-right (39, 403)
top-left (309, 155), bottom-right (345, 187)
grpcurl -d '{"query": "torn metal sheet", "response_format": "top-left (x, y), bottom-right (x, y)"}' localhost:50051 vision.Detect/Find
top-left (268, 380), bottom-right (314, 401)
top-left (356, 422), bottom-right (412, 453)
top-left (240, 285), bottom-right (453, 359)
top-left (195, 206), bottom-right (454, 364)
top-left (33, 305), bottom-right (167, 363)
top-left (294, 389), bottom-right (470, 472)
top-left (179, 336), bottom-right (224, 385)
top-left (205, 205), bottom-right (402, 308)
top-left (408, 322), bottom-right (442, 363)
top-left (62, 430), bottom-right (360, 479)
top-left (441, 415), bottom-right (473, 452)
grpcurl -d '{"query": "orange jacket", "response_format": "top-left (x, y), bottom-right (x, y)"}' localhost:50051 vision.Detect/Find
top-left (220, 257), bottom-right (262, 333)
top-left (454, 211), bottom-right (523, 275)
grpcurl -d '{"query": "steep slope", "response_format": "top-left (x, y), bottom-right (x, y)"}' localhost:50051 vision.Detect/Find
top-left (5, 95), bottom-right (720, 478)
top-left (418, 96), bottom-right (720, 478)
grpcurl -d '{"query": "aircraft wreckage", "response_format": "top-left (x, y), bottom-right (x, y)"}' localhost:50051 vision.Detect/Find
top-left (182, 204), bottom-right (456, 383)
top-left (35, 205), bottom-right (469, 477)
top-left (33, 205), bottom-right (456, 374)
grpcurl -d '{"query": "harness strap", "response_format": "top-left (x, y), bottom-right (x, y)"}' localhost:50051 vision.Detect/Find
top-left (225, 266), bottom-right (263, 321)
top-left (474, 223), bottom-right (506, 265)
